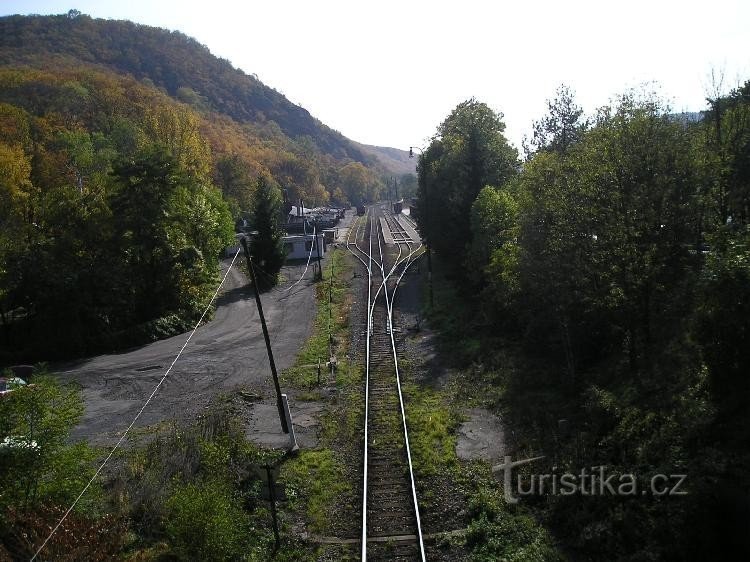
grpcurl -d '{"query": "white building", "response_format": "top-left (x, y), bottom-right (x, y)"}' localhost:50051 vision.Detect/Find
top-left (283, 233), bottom-right (326, 261)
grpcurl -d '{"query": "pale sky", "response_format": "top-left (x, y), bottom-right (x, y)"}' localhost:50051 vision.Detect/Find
top-left (2, 0), bottom-right (749, 152)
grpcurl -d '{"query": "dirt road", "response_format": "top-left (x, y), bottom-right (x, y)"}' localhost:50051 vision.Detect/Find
top-left (55, 257), bottom-right (318, 444)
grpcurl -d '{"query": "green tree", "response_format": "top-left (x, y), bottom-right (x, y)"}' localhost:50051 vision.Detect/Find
top-left (110, 145), bottom-right (183, 323)
top-left (515, 92), bottom-right (702, 380)
top-left (524, 84), bottom-right (588, 158)
top-left (0, 371), bottom-right (97, 513)
top-left (696, 228), bottom-right (750, 421)
top-left (56, 129), bottom-right (116, 193)
top-left (250, 175), bottom-right (284, 288)
top-left (703, 79), bottom-right (750, 226)
top-left (214, 154), bottom-right (255, 213)
top-left (468, 185), bottom-right (518, 290)
top-left (416, 99), bottom-right (518, 279)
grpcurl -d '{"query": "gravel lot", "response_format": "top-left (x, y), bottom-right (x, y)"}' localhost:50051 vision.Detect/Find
top-left (55, 246), bottom-right (325, 445)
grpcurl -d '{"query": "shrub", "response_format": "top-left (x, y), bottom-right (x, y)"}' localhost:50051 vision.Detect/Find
top-left (165, 482), bottom-right (250, 561)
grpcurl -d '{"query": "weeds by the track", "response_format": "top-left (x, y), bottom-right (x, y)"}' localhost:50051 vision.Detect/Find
top-left (277, 245), bottom-right (364, 555)
top-left (281, 248), bottom-right (353, 389)
top-left (405, 256), bottom-right (562, 561)
top-left (282, 449), bottom-right (351, 534)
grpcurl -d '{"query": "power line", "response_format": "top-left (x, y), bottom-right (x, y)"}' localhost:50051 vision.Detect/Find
top-left (30, 248), bottom-right (243, 562)
top-left (250, 261), bottom-right (280, 287)
top-left (284, 225), bottom-right (317, 292)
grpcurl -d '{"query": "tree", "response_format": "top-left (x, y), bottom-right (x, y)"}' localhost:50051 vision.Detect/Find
top-left (696, 229), bottom-right (750, 421)
top-left (56, 129), bottom-right (115, 193)
top-left (696, 79), bottom-right (750, 424)
top-left (0, 371), bottom-right (92, 512)
top-left (338, 161), bottom-right (381, 205)
top-left (468, 185), bottom-right (518, 289)
top-left (214, 154), bottom-right (255, 213)
top-left (416, 99), bottom-right (518, 279)
top-left (514, 92), bottom-right (702, 379)
top-left (398, 173), bottom-right (417, 201)
top-left (249, 175), bottom-right (284, 288)
top-left (110, 146), bottom-right (183, 323)
top-left (143, 105), bottom-right (212, 183)
top-left (524, 84), bottom-right (588, 158)
top-left (703, 79), bottom-right (750, 226)
top-left (0, 142), bottom-right (32, 224)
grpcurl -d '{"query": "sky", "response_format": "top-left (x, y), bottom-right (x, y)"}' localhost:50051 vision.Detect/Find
top-left (2, 0), bottom-right (749, 152)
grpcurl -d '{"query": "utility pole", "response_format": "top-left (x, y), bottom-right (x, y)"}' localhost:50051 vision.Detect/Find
top-left (410, 146), bottom-right (433, 308)
top-left (328, 250), bottom-right (334, 351)
top-left (314, 221), bottom-right (323, 280)
top-left (265, 464), bottom-right (281, 551)
top-left (240, 237), bottom-right (289, 433)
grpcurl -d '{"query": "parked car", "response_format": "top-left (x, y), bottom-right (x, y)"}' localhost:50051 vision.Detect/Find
top-left (0, 376), bottom-right (28, 397)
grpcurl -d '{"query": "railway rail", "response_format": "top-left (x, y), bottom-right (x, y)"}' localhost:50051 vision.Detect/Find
top-left (346, 204), bottom-right (426, 561)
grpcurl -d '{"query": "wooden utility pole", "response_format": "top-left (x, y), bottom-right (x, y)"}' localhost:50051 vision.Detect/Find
top-left (240, 237), bottom-right (289, 434)
top-left (314, 222), bottom-right (323, 280)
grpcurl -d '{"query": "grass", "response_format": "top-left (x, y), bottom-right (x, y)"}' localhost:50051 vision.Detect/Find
top-left (403, 255), bottom-right (563, 560)
top-left (275, 244), bottom-right (364, 543)
top-left (400, 375), bottom-right (561, 561)
top-left (281, 248), bottom-right (353, 389)
top-left (403, 380), bottom-right (462, 478)
top-left (281, 449), bottom-right (352, 535)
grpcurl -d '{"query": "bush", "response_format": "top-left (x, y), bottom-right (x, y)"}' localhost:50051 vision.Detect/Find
top-left (165, 482), bottom-right (250, 561)
top-left (0, 371), bottom-right (101, 514)
top-left (466, 488), bottom-right (561, 562)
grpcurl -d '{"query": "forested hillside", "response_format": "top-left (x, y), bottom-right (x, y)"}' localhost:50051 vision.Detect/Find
top-left (354, 142), bottom-right (417, 175)
top-left (0, 11), bottom-right (391, 209)
top-left (0, 11), bottom-right (369, 162)
top-left (0, 12), bottom-right (392, 361)
top-left (0, 66), bottom-right (236, 361)
top-left (414, 85), bottom-right (750, 560)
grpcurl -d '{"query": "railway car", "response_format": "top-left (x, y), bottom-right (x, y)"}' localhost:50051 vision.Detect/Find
top-left (393, 199), bottom-right (403, 214)
top-left (356, 204), bottom-right (366, 216)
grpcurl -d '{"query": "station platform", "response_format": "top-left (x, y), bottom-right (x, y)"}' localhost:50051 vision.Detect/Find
top-left (395, 215), bottom-right (420, 243)
top-left (379, 217), bottom-right (394, 244)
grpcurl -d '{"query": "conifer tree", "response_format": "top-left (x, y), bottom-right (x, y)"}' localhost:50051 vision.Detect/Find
top-left (250, 175), bottom-right (284, 288)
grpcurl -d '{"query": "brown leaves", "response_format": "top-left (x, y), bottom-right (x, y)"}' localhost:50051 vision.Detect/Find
top-left (2, 505), bottom-right (126, 562)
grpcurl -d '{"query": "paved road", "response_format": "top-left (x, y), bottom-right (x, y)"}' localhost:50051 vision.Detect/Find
top-left (55, 256), bottom-right (319, 444)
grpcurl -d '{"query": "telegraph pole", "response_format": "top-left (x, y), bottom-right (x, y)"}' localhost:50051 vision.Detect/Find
top-left (240, 237), bottom-right (289, 433)
top-left (314, 221), bottom-right (323, 280)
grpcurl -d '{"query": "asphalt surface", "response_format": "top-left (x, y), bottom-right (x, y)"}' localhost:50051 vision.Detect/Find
top-left (55, 254), bottom-right (319, 444)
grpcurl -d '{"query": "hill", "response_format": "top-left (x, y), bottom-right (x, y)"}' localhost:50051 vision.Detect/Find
top-left (0, 11), bottom-right (396, 360)
top-left (0, 11), bottom-right (388, 206)
top-left (0, 11), bottom-right (369, 161)
top-left (354, 142), bottom-right (417, 175)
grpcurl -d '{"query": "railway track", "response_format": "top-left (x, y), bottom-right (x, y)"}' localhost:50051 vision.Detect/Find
top-left (347, 205), bottom-right (426, 561)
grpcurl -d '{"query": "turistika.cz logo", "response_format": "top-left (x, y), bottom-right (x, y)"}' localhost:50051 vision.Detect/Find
top-left (492, 455), bottom-right (688, 504)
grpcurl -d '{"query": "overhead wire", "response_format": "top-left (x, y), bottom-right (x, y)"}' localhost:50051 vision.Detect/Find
top-left (249, 260), bottom-right (281, 288)
top-left (284, 224), bottom-right (317, 292)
